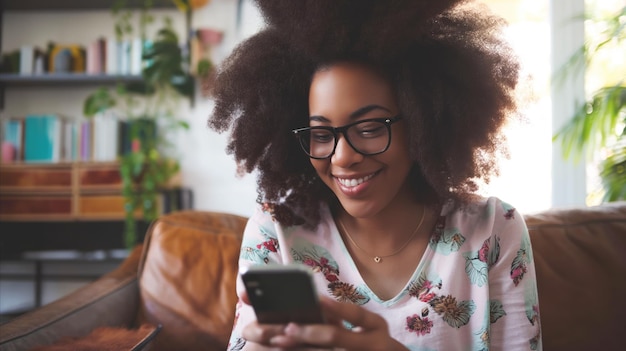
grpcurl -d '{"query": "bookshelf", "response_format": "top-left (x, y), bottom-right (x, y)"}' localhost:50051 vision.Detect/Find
top-left (0, 0), bottom-right (182, 107)
top-left (0, 0), bottom-right (193, 252)
top-left (0, 73), bottom-right (143, 85)
top-left (1, 0), bottom-right (176, 11)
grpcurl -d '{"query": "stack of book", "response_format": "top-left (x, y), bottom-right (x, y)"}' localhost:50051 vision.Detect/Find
top-left (1, 114), bottom-right (143, 164)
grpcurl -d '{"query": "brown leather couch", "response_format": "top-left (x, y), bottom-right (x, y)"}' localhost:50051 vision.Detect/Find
top-left (1, 202), bottom-right (624, 351)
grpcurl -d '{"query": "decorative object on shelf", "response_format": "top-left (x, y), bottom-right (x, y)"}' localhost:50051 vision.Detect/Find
top-left (49, 44), bottom-right (85, 74)
top-left (192, 27), bottom-right (222, 97)
top-left (553, 4), bottom-right (625, 202)
top-left (84, 1), bottom-right (197, 249)
top-left (171, 0), bottom-right (215, 95)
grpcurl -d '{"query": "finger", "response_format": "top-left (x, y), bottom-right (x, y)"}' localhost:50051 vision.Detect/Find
top-left (241, 321), bottom-right (287, 346)
top-left (282, 322), bottom-right (381, 350)
top-left (240, 290), bottom-right (251, 305)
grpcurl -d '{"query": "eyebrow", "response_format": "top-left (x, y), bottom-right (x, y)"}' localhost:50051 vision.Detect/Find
top-left (309, 104), bottom-right (392, 122)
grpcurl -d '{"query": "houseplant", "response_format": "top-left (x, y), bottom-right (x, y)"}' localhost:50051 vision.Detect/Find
top-left (84, 16), bottom-right (193, 249)
top-left (553, 4), bottom-right (625, 202)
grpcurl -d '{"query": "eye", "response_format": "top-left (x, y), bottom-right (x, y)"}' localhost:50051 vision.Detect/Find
top-left (354, 122), bottom-right (386, 138)
top-left (310, 130), bottom-right (334, 143)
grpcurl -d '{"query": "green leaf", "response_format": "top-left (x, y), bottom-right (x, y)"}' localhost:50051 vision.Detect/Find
top-left (554, 85), bottom-right (626, 162)
top-left (83, 87), bottom-right (116, 117)
top-left (171, 75), bottom-right (194, 98)
top-left (599, 141), bottom-right (626, 201)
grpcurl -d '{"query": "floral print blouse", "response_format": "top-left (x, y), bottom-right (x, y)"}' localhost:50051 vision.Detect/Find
top-left (227, 197), bottom-right (542, 350)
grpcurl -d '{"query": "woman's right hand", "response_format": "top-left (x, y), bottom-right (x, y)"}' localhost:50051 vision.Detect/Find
top-left (240, 293), bottom-right (407, 351)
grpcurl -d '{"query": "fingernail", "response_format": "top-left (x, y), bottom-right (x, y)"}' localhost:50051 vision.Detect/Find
top-left (284, 323), bottom-right (300, 336)
top-left (269, 335), bottom-right (287, 346)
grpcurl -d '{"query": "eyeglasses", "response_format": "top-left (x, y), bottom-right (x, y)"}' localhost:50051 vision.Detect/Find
top-left (292, 116), bottom-right (402, 159)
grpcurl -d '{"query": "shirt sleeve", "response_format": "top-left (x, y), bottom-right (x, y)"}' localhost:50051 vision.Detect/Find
top-left (487, 200), bottom-right (542, 351)
top-left (227, 204), bottom-right (284, 351)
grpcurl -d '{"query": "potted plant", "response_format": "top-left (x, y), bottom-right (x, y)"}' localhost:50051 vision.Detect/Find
top-left (553, 5), bottom-right (625, 202)
top-left (84, 20), bottom-right (192, 249)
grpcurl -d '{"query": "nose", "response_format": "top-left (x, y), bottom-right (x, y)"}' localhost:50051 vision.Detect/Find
top-left (331, 135), bottom-right (364, 167)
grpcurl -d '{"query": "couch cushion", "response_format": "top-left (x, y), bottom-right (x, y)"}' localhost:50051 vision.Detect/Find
top-left (136, 211), bottom-right (247, 351)
top-left (525, 202), bottom-right (626, 351)
top-left (0, 246), bottom-right (143, 351)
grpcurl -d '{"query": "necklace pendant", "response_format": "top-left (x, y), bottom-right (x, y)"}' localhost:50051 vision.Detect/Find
top-left (374, 256), bottom-right (382, 263)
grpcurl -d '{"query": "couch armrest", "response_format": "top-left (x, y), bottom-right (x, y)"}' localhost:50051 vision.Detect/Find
top-left (0, 246), bottom-right (144, 351)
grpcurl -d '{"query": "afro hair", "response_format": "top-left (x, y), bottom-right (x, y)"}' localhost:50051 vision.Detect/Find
top-left (209, 0), bottom-right (520, 227)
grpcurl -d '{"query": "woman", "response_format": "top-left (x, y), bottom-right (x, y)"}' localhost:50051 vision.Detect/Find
top-left (210, 1), bottom-right (541, 350)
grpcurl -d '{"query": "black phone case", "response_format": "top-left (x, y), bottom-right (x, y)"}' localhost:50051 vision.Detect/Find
top-left (242, 266), bottom-right (325, 324)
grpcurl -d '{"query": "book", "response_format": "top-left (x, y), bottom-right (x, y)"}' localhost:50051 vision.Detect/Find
top-left (105, 37), bottom-right (118, 75)
top-left (118, 118), bottom-right (156, 155)
top-left (24, 115), bottom-right (62, 163)
top-left (86, 40), bottom-right (103, 75)
top-left (118, 40), bottom-right (131, 75)
top-left (1, 118), bottom-right (24, 162)
top-left (130, 37), bottom-right (143, 75)
top-left (62, 119), bottom-right (78, 161)
top-left (161, 187), bottom-right (194, 213)
top-left (20, 46), bottom-right (34, 74)
top-left (33, 50), bottom-right (46, 74)
top-left (92, 113), bottom-right (119, 162)
top-left (80, 120), bottom-right (93, 161)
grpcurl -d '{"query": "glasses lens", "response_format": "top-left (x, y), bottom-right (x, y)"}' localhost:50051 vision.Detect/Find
top-left (299, 129), bottom-right (335, 158)
top-left (295, 118), bottom-right (393, 159)
top-left (346, 120), bottom-right (390, 155)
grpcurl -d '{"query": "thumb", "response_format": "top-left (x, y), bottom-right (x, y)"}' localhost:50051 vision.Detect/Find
top-left (240, 290), bottom-right (251, 305)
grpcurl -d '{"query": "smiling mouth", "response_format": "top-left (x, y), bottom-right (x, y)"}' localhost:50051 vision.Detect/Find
top-left (336, 173), bottom-right (376, 187)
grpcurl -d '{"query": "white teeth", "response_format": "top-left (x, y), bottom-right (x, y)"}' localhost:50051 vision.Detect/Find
top-left (338, 173), bottom-right (375, 187)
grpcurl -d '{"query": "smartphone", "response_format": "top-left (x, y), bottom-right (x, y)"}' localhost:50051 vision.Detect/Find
top-left (241, 264), bottom-right (325, 324)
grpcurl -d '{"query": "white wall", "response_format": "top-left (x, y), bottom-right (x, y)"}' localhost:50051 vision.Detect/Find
top-left (1, 0), bottom-right (262, 218)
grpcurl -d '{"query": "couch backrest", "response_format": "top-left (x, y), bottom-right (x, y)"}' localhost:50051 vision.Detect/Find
top-left (525, 201), bottom-right (626, 351)
top-left (134, 203), bottom-right (626, 351)
top-left (135, 210), bottom-right (247, 351)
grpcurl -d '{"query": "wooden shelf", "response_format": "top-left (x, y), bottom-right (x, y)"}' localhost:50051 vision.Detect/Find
top-left (0, 73), bottom-right (144, 86)
top-left (1, 0), bottom-right (176, 11)
top-left (0, 162), bottom-right (123, 220)
top-left (0, 162), bottom-right (191, 222)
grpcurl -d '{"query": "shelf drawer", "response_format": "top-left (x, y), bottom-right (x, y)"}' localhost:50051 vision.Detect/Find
top-left (0, 195), bottom-right (72, 215)
top-left (78, 195), bottom-right (126, 216)
top-left (0, 167), bottom-right (72, 189)
top-left (79, 166), bottom-right (122, 188)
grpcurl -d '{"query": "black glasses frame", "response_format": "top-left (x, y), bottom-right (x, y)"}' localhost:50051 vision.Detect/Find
top-left (292, 115), bottom-right (402, 159)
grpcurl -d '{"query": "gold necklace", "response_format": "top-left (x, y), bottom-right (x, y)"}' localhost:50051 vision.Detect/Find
top-left (337, 207), bottom-right (426, 263)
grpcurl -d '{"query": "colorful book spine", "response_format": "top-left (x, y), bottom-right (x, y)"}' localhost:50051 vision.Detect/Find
top-left (80, 120), bottom-right (92, 161)
top-left (1, 118), bottom-right (24, 162)
top-left (24, 115), bottom-right (61, 163)
top-left (62, 119), bottom-right (78, 161)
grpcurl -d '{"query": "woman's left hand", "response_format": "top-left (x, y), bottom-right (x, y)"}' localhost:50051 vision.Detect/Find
top-left (267, 296), bottom-right (408, 351)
